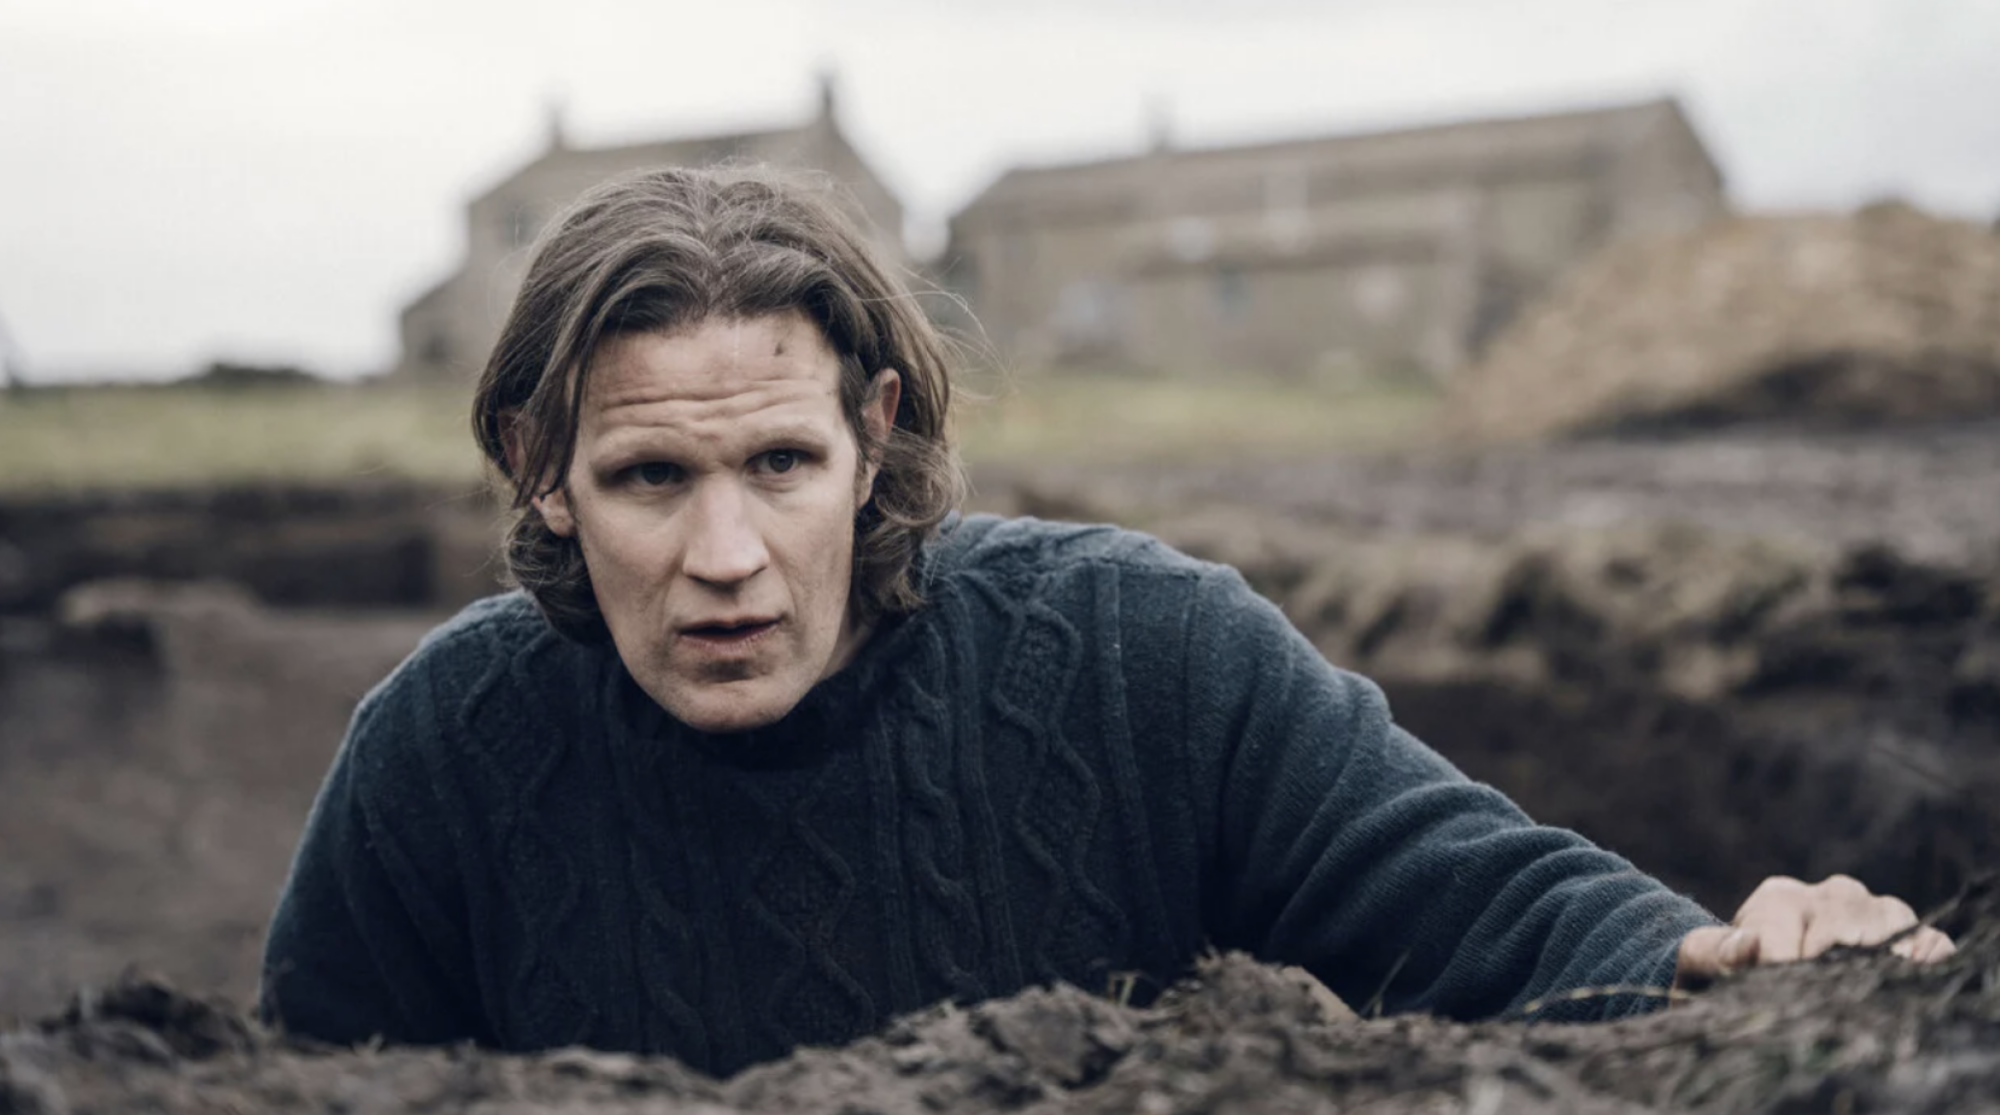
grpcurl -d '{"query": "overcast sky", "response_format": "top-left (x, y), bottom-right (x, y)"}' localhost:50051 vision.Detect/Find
top-left (3, 0), bottom-right (1997, 381)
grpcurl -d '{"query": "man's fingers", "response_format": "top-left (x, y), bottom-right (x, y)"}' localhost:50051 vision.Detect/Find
top-left (1735, 901), bottom-right (1808, 964)
top-left (1676, 926), bottom-right (1760, 987)
top-left (1861, 896), bottom-right (1918, 949)
top-left (1921, 929), bottom-right (1958, 962)
top-left (1801, 885), bottom-right (1915, 957)
top-left (1700, 876), bottom-right (1958, 986)
top-left (1891, 927), bottom-right (1958, 963)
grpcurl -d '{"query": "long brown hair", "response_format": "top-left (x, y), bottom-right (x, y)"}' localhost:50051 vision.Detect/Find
top-left (472, 164), bottom-right (966, 642)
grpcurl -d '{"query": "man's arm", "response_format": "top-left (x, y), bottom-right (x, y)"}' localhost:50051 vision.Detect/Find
top-left (261, 681), bottom-right (487, 1046)
top-left (1181, 565), bottom-right (1719, 1021)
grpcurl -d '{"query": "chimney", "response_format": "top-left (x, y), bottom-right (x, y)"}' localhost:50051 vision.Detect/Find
top-left (1146, 93), bottom-right (1174, 155)
top-left (544, 93), bottom-right (569, 152)
top-left (815, 69), bottom-right (839, 127)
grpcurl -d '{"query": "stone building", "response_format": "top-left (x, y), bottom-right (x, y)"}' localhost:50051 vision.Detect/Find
top-left (395, 78), bottom-right (903, 383)
top-left (945, 97), bottom-right (1727, 380)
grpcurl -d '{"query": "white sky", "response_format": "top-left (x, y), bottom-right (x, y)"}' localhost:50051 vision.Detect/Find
top-left (2, 0), bottom-right (1997, 380)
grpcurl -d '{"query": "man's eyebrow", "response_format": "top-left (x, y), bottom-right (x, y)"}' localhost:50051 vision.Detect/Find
top-left (587, 422), bottom-right (837, 461)
top-left (746, 422), bottom-right (837, 448)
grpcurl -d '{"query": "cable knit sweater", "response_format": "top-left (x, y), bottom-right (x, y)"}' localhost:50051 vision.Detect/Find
top-left (261, 514), bottom-right (1718, 1076)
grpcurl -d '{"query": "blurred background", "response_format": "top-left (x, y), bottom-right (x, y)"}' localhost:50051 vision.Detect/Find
top-left (1, 0), bottom-right (1997, 1024)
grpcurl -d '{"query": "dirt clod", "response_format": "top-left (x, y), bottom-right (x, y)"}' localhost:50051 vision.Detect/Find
top-left (50, 976), bottom-right (254, 1062)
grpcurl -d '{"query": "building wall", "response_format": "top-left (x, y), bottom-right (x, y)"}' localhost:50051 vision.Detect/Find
top-left (948, 101), bottom-right (1730, 380)
top-left (1605, 110), bottom-right (1729, 243)
top-left (1122, 252), bottom-right (1456, 378)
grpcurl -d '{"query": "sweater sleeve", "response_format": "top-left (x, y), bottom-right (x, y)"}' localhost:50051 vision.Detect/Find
top-left (259, 661), bottom-right (488, 1047)
top-left (1183, 565), bottom-right (1721, 1021)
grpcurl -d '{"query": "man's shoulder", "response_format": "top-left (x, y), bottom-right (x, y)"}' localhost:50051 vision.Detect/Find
top-left (411, 590), bottom-right (556, 656)
top-left (354, 591), bottom-right (575, 735)
top-left (928, 513), bottom-right (1218, 591)
top-left (910, 514), bottom-right (1246, 657)
top-left (403, 591), bottom-right (563, 680)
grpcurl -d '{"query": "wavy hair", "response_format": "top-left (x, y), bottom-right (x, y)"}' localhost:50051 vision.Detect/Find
top-left (471, 165), bottom-right (966, 643)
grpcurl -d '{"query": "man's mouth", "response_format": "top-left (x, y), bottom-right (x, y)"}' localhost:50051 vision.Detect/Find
top-left (679, 618), bottom-right (780, 647)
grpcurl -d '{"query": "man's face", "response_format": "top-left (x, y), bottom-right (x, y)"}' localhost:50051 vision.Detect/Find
top-left (535, 312), bottom-right (900, 733)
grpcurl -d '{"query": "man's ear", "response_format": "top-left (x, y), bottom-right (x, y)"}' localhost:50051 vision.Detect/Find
top-left (535, 486), bottom-right (577, 538)
top-left (859, 369), bottom-right (902, 491)
top-left (503, 410), bottom-right (577, 538)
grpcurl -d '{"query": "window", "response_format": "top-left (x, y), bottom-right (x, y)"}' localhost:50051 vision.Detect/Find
top-left (420, 330), bottom-right (452, 367)
top-left (1212, 267), bottom-right (1248, 319)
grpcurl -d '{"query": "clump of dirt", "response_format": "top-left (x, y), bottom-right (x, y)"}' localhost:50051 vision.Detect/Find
top-left (1446, 203), bottom-right (2000, 443)
top-left (6, 882), bottom-right (1999, 1114)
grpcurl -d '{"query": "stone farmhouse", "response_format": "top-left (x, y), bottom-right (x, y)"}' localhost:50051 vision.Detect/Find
top-left (394, 79), bottom-right (903, 383)
top-left (944, 97), bottom-right (1727, 379)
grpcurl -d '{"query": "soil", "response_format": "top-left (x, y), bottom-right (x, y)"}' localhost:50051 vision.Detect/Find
top-left (4, 888), bottom-right (1998, 1114)
top-left (0, 592), bottom-right (442, 1021)
top-left (0, 481), bottom-right (503, 618)
top-left (1, 422), bottom-right (1996, 1112)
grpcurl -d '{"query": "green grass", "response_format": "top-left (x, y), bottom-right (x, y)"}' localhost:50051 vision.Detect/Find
top-left (0, 373), bottom-right (1441, 495)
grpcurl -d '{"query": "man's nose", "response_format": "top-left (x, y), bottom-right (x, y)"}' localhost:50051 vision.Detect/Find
top-left (681, 480), bottom-right (771, 588)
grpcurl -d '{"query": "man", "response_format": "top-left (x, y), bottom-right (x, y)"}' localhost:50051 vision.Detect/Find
top-left (261, 166), bottom-right (1952, 1076)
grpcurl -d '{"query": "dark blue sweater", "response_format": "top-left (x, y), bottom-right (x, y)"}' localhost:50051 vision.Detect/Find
top-left (261, 515), bottom-right (1718, 1075)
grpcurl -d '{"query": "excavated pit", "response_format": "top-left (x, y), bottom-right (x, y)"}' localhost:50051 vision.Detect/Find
top-left (2, 421), bottom-right (1996, 1112)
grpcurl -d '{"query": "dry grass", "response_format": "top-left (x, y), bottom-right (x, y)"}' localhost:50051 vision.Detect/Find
top-left (0, 373), bottom-right (1440, 495)
top-left (955, 371), bottom-right (1439, 464)
top-left (0, 382), bottom-right (485, 495)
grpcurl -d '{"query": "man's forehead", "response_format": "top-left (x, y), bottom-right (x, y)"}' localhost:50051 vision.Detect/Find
top-left (587, 315), bottom-right (838, 396)
top-left (575, 316), bottom-right (844, 432)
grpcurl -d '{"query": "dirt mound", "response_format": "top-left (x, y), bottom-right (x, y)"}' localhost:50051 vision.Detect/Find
top-left (1446, 204), bottom-right (2000, 443)
top-left (6, 884), bottom-right (1999, 1114)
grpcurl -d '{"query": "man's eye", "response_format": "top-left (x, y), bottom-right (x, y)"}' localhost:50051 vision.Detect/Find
top-left (631, 462), bottom-right (683, 486)
top-left (762, 450), bottom-right (802, 475)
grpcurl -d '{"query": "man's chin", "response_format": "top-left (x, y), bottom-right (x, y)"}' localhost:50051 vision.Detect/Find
top-left (653, 678), bottom-right (805, 735)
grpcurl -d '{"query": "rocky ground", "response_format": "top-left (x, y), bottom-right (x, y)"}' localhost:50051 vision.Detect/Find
top-left (1, 420), bottom-right (1996, 1112)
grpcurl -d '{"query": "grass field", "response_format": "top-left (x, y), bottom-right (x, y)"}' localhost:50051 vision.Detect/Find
top-left (954, 371), bottom-right (1438, 464)
top-left (0, 373), bottom-right (1440, 494)
top-left (0, 382), bottom-right (486, 494)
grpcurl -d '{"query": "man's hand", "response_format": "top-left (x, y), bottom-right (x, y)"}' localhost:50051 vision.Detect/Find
top-left (1676, 874), bottom-right (1956, 989)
